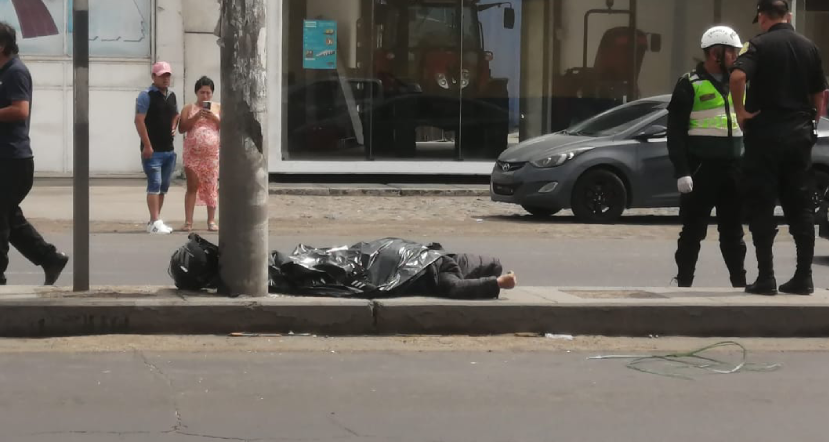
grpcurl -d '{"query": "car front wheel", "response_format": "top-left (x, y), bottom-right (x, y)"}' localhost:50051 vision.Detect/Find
top-left (571, 169), bottom-right (627, 223)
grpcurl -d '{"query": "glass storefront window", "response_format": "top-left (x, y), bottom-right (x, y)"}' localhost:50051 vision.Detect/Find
top-left (801, 0), bottom-right (829, 114)
top-left (280, 0), bottom-right (829, 165)
top-left (4, 0), bottom-right (66, 56)
top-left (282, 0), bottom-right (520, 162)
top-left (4, 0), bottom-right (151, 58)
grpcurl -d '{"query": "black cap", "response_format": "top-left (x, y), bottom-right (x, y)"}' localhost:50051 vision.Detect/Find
top-left (753, 0), bottom-right (789, 24)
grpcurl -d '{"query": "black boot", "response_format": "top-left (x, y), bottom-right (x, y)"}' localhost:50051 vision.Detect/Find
top-left (721, 237), bottom-right (748, 289)
top-left (746, 276), bottom-right (777, 295)
top-left (675, 247), bottom-right (698, 289)
top-left (43, 252), bottom-right (69, 286)
top-left (783, 231), bottom-right (816, 295)
top-left (747, 243), bottom-right (776, 295)
top-left (730, 272), bottom-right (747, 288)
top-left (676, 276), bottom-right (694, 288)
top-left (779, 273), bottom-right (814, 295)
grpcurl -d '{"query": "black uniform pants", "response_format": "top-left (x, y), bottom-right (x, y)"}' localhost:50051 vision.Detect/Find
top-left (742, 123), bottom-right (817, 278)
top-left (676, 157), bottom-right (746, 283)
top-left (0, 158), bottom-right (58, 284)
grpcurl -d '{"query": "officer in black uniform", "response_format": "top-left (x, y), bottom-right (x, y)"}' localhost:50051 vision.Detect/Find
top-left (731, 0), bottom-right (828, 295)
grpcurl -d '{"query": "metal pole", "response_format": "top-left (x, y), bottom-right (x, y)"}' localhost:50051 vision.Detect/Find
top-left (73, 0), bottom-right (90, 292)
top-left (218, 0), bottom-right (269, 297)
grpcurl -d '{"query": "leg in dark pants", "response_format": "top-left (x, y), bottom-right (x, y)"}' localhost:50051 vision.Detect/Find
top-left (0, 159), bottom-right (63, 285)
top-left (675, 161), bottom-right (716, 286)
top-left (676, 194), bottom-right (713, 286)
top-left (715, 162), bottom-right (747, 287)
top-left (778, 141), bottom-right (816, 294)
top-left (743, 124), bottom-right (816, 295)
top-left (743, 142), bottom-right (780, 293)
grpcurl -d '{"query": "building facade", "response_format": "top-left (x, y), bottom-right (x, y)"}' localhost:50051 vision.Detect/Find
top-left (11, 0), bottom-right (829, 176)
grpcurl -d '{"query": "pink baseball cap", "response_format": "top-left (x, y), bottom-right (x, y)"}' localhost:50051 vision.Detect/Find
top-left (152, 61), bottom-right (172, 76)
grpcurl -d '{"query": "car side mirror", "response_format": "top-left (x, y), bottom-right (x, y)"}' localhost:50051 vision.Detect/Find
top-left (504, 8), bottom-right (515, 29)
top-left (635, 124), bottom-right (667, 140)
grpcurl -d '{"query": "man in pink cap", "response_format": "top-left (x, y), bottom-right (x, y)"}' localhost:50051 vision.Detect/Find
top-left (135, 61), bottom-right (180, 234)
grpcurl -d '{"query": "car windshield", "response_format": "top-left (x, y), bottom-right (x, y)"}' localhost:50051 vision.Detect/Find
top-left (564, 101), bottom-right (665, 137)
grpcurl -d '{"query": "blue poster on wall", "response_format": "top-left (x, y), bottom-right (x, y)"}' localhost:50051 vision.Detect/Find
top-left (303, 20), bottom-right (337, 70)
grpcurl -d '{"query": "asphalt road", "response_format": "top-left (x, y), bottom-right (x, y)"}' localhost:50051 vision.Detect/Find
top-left (5, 232), bottom-right (829, 288)
top-left (0, 342), bottom-right (826, 442)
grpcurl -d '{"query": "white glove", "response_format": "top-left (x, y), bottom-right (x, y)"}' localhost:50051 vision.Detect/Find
top-left (677, 176), bottom-right (694, 194)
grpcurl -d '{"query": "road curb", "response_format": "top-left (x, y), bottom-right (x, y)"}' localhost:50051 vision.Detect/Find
top-left (372, 303), bottom-right (829, 337)
top-left (4, 291), bottom-right (829, 337)
top-left (267, 185), bottom-right (490, 197)
top-left (0, 297), bottom-right (375, 337)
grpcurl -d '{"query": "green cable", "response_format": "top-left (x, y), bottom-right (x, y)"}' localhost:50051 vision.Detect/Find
top-left (589, 341), bottom-right (782, 380)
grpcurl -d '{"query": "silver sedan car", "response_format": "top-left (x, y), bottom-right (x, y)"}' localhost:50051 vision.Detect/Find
top-left (491, 95), bottom-right (829, 223)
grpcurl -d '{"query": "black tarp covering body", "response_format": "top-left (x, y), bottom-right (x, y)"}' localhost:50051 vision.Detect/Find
top-left (269, 238), bottom-right (446, 298)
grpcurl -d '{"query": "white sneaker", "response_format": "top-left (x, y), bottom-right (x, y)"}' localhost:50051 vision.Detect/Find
top-left (159, 221), bottom-right (174, 233)
top-left (147, 220), bottom-right (173, 234)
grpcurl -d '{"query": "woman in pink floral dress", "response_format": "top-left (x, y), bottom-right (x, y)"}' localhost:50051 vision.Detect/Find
top-left (179, 76), bottom-right (220, 231)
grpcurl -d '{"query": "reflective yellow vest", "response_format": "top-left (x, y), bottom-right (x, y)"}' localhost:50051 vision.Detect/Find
top-left (685, 71), bottom-right (743, 159)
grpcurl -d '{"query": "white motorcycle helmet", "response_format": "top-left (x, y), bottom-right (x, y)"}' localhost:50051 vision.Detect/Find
top-left (701, 26), bottom-right (743, 49)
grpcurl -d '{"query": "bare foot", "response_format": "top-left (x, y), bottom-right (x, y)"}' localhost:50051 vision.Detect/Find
top-left (497, 272), bottom-right (517, 290)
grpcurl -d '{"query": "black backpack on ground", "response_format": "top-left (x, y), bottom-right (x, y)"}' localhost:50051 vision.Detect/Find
top-left (168, 233), bottom-right (220, 291)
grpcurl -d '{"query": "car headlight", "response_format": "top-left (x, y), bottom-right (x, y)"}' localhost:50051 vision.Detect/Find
top-left (436, 73), bottom-right (450, 89)
top-left (461, 69), bottom-right (470, 89)
top-left (530, 148), bottom-right (591, 168)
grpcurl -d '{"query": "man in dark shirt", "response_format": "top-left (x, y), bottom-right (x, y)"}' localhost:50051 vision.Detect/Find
top-left (0, 22), bottom-right (68, 286)
top-left (667, 26), bottom-right (747, 288)
top-left (135, 61), bottom-right (180, 235)
top-left (731, 0), bottom-right (829, 295)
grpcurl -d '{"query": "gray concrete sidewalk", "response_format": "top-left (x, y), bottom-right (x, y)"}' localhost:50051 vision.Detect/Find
top-left (268, 182), bottom-right (489, 197)
top-left (2, 285), bottom-right (828, 338)
top-left (20, 182), bottom-right (491, 224)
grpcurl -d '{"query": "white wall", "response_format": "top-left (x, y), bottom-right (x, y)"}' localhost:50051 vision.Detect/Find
top-left (26, 57), bottom-right (153, 174)
top-left (182, 0), bottom-right (222, 106)
top-left (522, 0), bottom-right (549, 138)
top-left (636, 0), bottom-right (676, 98)
top-left (155, 0), bottom-right (185, 169)
top-left (25, 0), bottom-right (187, 175)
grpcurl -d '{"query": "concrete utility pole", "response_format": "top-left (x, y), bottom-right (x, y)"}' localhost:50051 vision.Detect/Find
top-left (73, 0), bottom-right (90, 291)
top-left (218, 0), bottom-right (269, 296)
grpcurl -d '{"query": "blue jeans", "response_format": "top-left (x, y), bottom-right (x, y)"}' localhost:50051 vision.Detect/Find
top-left (142, 151), bottom-right (177, 194)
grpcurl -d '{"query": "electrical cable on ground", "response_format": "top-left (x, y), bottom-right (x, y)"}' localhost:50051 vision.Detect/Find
top-left (588, 341), bottom-right (782, 380)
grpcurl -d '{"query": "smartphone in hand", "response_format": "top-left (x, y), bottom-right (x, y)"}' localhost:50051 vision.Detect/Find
top-left (202, 101), bottom-right (212, 110)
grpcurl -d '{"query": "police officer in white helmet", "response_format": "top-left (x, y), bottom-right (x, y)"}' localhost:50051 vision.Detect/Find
top-left (667, 26), bottom-right (747, 288)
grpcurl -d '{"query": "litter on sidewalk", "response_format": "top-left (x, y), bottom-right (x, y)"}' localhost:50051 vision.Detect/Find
top-left (544, 333), bottom-right (574, 340)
